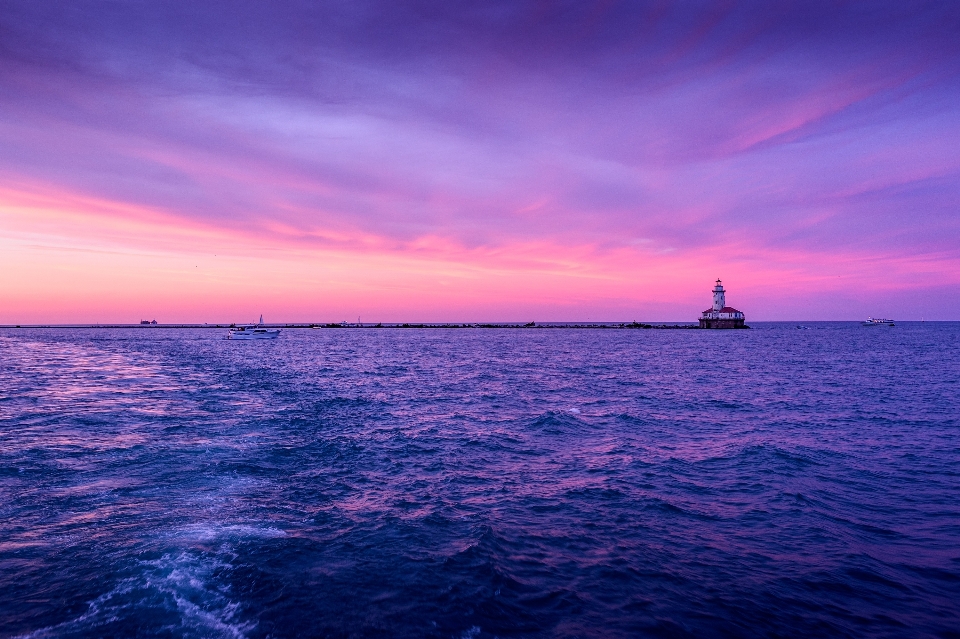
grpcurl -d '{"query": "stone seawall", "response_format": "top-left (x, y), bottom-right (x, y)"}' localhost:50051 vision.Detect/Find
top-left (699, 318), bottom-right (749, 329)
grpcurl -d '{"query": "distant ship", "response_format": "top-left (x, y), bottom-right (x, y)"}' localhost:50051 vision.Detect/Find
top-left (228, 315), bottom-right (281, 340)
top-left (862, 317), bottom-right (895, 327)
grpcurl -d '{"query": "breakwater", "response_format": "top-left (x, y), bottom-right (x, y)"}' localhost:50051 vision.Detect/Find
top-left (0, 322), bottom-right (700, 330)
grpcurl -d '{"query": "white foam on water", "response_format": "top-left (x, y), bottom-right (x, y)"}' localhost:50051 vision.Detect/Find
top-left (16, 551), bottom-right (253, 639)
top-left (460, 626), bottom-right (482, 639)
top-left (174, 522), bottom-right (288, 542)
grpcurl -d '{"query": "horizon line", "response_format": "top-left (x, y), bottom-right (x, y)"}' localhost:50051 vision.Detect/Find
top-left (1, 320), bottom-right (953, 330)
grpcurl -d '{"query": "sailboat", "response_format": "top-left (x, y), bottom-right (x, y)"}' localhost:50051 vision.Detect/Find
top-left (227, 315), bottom-right (281, 339)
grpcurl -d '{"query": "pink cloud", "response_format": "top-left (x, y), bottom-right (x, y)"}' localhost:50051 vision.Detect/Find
top-left (1, 2), bottom-right (959, 321)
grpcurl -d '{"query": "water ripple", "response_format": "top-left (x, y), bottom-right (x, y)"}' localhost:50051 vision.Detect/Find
top-left (0, 324), bottom-right (958, 637)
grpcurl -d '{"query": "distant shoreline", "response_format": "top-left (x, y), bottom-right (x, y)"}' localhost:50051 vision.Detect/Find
top-left (0, 322), bottom-right (705, 330)
top-left (2, 321), bottom-right (948, 330)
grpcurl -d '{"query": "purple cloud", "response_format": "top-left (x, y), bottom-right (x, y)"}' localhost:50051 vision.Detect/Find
top-left (1, 0), bottom-right (959, 318)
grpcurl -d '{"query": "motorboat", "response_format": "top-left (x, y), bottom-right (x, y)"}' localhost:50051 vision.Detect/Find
top-left (862, 317), bottom-right (895, 327)
top-left (227, 315), bottom-right (281, 339)
top-left (228, 326), bottom-right (280, 339)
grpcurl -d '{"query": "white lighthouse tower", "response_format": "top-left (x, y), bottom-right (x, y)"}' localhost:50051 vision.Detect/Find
top-left (700, 278), bottom-right (746, 328)
top-left (712, 279), bottom-right (725, 312)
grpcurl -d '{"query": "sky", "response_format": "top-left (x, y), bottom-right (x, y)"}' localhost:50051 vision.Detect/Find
top-left (1, 1), bottom-right (958, 323)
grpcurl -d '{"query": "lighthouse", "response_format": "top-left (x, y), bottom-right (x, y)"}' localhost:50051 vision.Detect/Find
top-left (712, 279), bottom-right (725, 312)
top-left (699, 279), bottom-right (747, 329)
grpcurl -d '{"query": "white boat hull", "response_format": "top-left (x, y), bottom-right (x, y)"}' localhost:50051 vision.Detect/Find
top-left (227, 328), bottom-right (281, 339)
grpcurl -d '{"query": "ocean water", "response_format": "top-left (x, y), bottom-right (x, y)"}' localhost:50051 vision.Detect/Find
top-left (1, 323), bottom-right (958, 639)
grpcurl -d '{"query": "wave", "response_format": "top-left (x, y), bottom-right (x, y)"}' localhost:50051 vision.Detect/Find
top-left (16, 552), bottom-right (252, 639)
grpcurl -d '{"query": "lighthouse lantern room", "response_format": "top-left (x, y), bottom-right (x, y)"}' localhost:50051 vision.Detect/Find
top-left (699, 279), bottom-right (747, 329)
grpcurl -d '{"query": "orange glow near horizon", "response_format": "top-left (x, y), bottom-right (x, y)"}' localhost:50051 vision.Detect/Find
top-left (3, 183), bottom-right (957, 324)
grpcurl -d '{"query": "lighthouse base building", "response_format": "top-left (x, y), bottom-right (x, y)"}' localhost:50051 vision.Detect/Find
top-left (699, 279), bottom-right (747, 329)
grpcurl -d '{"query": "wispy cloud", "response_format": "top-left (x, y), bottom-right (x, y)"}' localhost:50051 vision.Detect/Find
top-left (1, 1), bottom-right (958, 320)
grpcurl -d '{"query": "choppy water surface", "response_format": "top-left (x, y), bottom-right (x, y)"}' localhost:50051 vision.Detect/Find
top-left (1, 324), bottom-right (958, 638)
